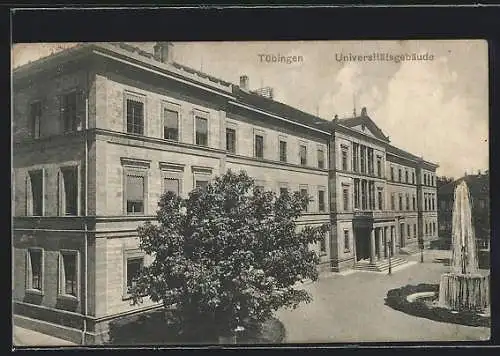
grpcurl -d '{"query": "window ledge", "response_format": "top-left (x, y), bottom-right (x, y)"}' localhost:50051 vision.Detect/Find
top-left (57, 294), bottom-right (79, 302)
top-left (25, 289), bottom-right (44, 296)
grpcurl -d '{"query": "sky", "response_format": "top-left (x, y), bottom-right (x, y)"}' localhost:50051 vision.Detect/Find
top-left (12, 40), bottom-right (489, 179)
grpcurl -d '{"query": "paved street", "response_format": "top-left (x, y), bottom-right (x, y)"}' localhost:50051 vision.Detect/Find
top-left (12, 326), bottom-right (76, 347)
top-left (276, 250), bottom-right (490, 343)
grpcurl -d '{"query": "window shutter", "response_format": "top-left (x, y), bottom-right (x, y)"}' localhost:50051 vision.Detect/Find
top-left (57, 170), bottom-right (62, 216)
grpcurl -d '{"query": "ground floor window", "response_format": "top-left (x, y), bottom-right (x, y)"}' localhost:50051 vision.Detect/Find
top-left (320, 233), bottom-right (327, 254)
top-left (123, 249), bottom-right (145, 298)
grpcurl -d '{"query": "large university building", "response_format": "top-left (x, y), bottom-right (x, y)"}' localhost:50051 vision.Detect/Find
top-left (12, 42), bottom-right (438, 343)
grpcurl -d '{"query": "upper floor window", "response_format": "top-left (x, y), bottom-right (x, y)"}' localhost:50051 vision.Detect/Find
top-left (164, 178), bottom-right (180, 195)
top-left (317, 148), bottom-right (325, 169)
top-left (360, 147), bottom-right (366, 173)
top-left (255, 135), bottom-right (264, 159)
top-left (195, 117), bottom-right (208, 146)
top-left (30, 101), bottom-right (42, 139)
top-left (341, 146), bottom-right (348, 171)
top-left (59, 250), bottom-right (79, 298)
top-left (391, 193), bottom-right (395, 210)
top-left (424, 174), bottom-right (427, 185)
top-left (163, 109), bottom-right (179, 141)
top-left (226, 128), bottom-right (236, 153)
top-left (377, 190), bottom-right (383, 210)
top-left (405, 170), bottom-right (409, 183)
top-left (61, 91), bottom-right (79, 133)
top-left (354, 179), bottom-right (360, 209)
top-left (352, 143), bottom-right (359, 172)
top-left (299, 145), bottom-right (307, 166)
top-left (279, 186), bottom-right (288, 196)
top-left (412, 171), bottom-right (415, 184)
top-left (398, 194), bottom-right (403, 211)
top-left (126, 99), bottom-right (144, 135)
top-left (406, 194), bottom-right (410, 210)
top-left (26, 169), bottom-right (44, 216)
top-left (279, 140), bottom-right (287, 162)
top-left (414, 224), bottom-right (417, 238)
top-left (398, 168), bottom-right (402, 182)
top-left (58, 166), bottom-right (78, 216)
top-left (318, 190), bottom-right (326, 212)
top-left (390, 167), bottom-right (394, 181)
top-left (195, 180), bottom-right (209, 189)
top-left (413, 195), bottom-right (416, 210)
top-left (376, 156), bottom-right (382, 177)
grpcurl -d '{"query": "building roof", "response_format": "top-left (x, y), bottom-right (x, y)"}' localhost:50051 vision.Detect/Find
top-left (338, 115), bottom-right (389, 142)
top-left (439, 173), bottom-right (490, 197)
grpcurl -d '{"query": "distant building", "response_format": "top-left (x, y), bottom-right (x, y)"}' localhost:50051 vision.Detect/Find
top-left (437, 171), bottom-right (490, 254)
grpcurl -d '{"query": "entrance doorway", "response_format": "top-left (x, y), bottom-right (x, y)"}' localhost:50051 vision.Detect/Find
top-left (355, 227), bottom-right (370, 261)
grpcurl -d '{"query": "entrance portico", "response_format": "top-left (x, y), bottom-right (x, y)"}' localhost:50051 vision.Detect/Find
top-left (355, 221), bottom-right (398, 264)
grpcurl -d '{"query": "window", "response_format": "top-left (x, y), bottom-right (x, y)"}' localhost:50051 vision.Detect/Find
top-left (432, 195), bottom-right (435, 210)
top-left (27, 170), bottom-right (44, 216)
top-left (367, 148), bottom-right (374, 174)
top-left (61, 91), bottom-right (79, 132)
top-left (59, 166), bottom-right (78, 216)
top-left (164, 109), bottom-right (179, 141)
top-left (279, 140), bottom-right (287, 162)
top-left (354, 179), bottom-right (360, 209)
top-left (405, 170), bottom-right (409, 183)
top-left (318, 190), bottom-right (326, 212)
top-left (341, 147), bottom-right (348, 170)
top-left (300, 187), bottom-right (309, 212)
top-left (412, 172), bottom-right (415, 184)
top-left (376, 157), bottom-right (382, 177)
top-left (414, 224), bottom-right (417, 238)
top-left (317, 148), bottom-right (325, 169)
top-left (360, 146), bottom-right (366, 173)
top-left (126, 257), bottom-right (144, 294)
top-left (279, 187), bottom-right (288, 196)
top-left (344, 230), bottom-right (350, 252)
top-left (195, 180), bottom-right (209, 189)
top-left (352, 143), bottom-right (359, 172)
top-left (299, 145), bottom-right (307, 166)
top-left (433, 222), bottom-right (436, 234)
top-left (343, 186), bottom-right (349, 211)
top-left (255, 135), bottom-right (264, 159)
top-left (413, 195), bottom-right (416, 210)
top-left (195, 117), bottom-right (208, 146)
top-left (126, 99), bottom-right (144, 135)
top-left (126, 174), bottom-right (145, 214)
top-left (424, 194), bottom-right (428, 210)
top-left (390, 167), bottom-right (394, 181)
top-left (320, 233), bottom-right (327, 254)
top-left (424, 174), bottom-right (427, 185)
top-left (164, 178), bottom-right (180, 195)
top-left (30, 101), bottom-right (42, 139)
top-left (361, 181), bottom-right (367, 210)
top-left (391, 193), bottom-right (395, 210)
top-left (26, 249), bottom-right (43, 292)
top-left (406, 194), bottom-right (410, 211)
top-left (407, 225), bottom-right (411, 239)
top-left (398, 194), bottom-right (403, 211)
top-left (398, 169), bottom-right (402, 182)
top-left (226, 128), bottom-right (236, 153)
top-left (59, 251), bottom-right (79, 298)
top-left (378, 190), bottom-right (383, 210)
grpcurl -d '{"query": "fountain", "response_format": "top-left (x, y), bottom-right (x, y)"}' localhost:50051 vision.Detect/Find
top-left (438, 181), bottom-right (490, 312)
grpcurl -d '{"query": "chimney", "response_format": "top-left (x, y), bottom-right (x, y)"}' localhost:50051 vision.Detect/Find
top-left (153, 42), bottom-right (174, 63)
top-left (361, 107), bottom-right (367, 117)
top-left (240, 75), bottom-right (249, 91)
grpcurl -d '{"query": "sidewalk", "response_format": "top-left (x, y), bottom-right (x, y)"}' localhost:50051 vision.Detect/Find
top-left (13, 326), bottom-right (77, 347)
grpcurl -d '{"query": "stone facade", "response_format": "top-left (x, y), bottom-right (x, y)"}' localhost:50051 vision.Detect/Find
top-left (12, 42), bottom-right (438, 344)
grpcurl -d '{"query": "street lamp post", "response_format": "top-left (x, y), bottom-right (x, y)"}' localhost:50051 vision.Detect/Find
top-left (419, 238), bottom-right (424, 263)
top-left (387, 237), bottom-right (392, 275)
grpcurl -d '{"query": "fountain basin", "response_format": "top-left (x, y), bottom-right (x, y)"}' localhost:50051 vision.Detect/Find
top-left (439, 273), bottom-right (490, 312)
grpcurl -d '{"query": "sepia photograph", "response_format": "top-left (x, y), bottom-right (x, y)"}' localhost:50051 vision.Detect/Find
top-left (11, 39), bottom-right (490, 346)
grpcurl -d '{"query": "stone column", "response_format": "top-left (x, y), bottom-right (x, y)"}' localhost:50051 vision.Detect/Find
top-left (370, 228), bottom-right (376, 264)
top-left (377, 227), bottom-right (383, 260)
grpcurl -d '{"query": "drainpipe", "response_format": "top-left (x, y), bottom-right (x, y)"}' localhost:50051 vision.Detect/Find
top-left (81, 89), bottom-right (89, 345)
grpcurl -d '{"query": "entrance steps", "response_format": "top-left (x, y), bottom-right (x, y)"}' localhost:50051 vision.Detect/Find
top-left (354, 257), bottom-right (408, 272)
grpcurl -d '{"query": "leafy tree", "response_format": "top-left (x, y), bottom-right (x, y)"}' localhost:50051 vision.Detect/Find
top-left (130, 170), bottom-right (329, 340)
